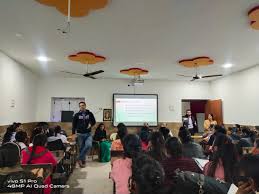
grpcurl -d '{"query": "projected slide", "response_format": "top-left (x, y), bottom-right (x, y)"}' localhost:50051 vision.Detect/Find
top-left (113, 94), bottom-right (158, 126)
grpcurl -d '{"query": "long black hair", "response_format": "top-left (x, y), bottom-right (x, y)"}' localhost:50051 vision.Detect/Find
top-left (131, 154), bottom-right (167, 194)
top-left (30, 127), bottom-right (43, 143)
top-left (122, 134), bottom-right (142, 159)
top-left (3, 124), bottom-right (16, 144)
top-left (148, 132), bottom-right (166, 161)
top-left (165, 137), bottom-right (182, 158)
top-left (235, 154), bottom-right (259, 191)
top-left (0, 142), bottom-right (21, 167)
top-left (117, 123), bottom-right (128, 141)
top-left (208, 134), bottom-right (238, 182)
top-left (27, 134), bottom-right (47, 164)
top-left (54, 125), bottom-right (62, 136)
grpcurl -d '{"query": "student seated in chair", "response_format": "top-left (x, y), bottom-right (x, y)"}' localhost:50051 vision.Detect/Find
top-left (54, 125), bottom-right (69, 144)
top-left (0, 142), bottom-right (44, 193)
top-left (204, 134), bottom-right (238, 182)
top-left (161, 137), bottom-right (200, 186)
top-left (46, 128), bottom-right (65, 151)
top-left (21, 134), bottom-right (57, 194)
top-left (2, 122), bottom-right (22, 144)
top-left (111, 123), bottom-right (128, 151)
top-left (15, 130), bottom-right (29, 151)
top-left (129, 154), bottom-right (168, 194)
top-left (235, 154), bottom-right (259, 194)
top-left (147, 132), bottom-right (167, 162)
top-left (93, 123), bottom-right (111, 162)
top-left (178, 127), bottom-right (205, 159)
top-left (110, 134), bottom-right (142, 194)
top-left (159, 123), bottom-right (171, 141)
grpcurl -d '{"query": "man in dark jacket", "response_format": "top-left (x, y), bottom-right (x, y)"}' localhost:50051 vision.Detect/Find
top-left (72, 101), bottom-right (96, 167)
top-left (182, 109), bottom-right (197, 135)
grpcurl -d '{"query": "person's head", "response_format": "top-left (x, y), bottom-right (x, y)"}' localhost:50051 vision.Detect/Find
top-left (54, 125), bottom-right (62, 135)
top-left (241, 127), bottom-right (251, 136)
top-left (0, 142), bottom-right (21, 168)
top-left (165, 137), bottom-right (182, 158)
top-left (2, 125), bottom-right (17, 144)
top-left (254, 138), bottom-right (259, 148)
top-left (47, 128), bottom-right (55, 137)
top-left (139, 130), bottom-right (149, 144)
top-left (235, 154), bottom-right (259, 191)
top-left (148, 132), bottom-right (166, 161)
top-left (122, 134), bottom-right (142, 158)
top-left (30, 127), bottom-right (43, 143)
top-left (160, 123), bottom-right (166, 128)
top-left (130, 154), bottom-right (166, 194)
top-left (208, 134), bottom-right (238, 182)
top-left (214, 125), bottom-right (227, 135)
top-left (117, 123), bottom-right (128, 140)
top-left (143, 122), bottom-right (149, 127)
top-left (186, 109), bottom-right (192, 117)
top-left (79, 101), bottom-right (86, 111)
top-left (27, 134), bottom-right (47, 164)
top-left (36, 122), bottom-right (49, 131)
top-left (97, 123), bottom-right (105, 131)
top-left (212, 133), bottom-right (232, 151)
top-left (13, 122), bottom-right (22, 131)
top-left (15, 131), bottom-right (28, 143)
top-left (208, 113), bottom-right (214, 121)
top-left (32, 134), bottom-right (47, 147)
top-left (178, 128), bottom-right (192, 144)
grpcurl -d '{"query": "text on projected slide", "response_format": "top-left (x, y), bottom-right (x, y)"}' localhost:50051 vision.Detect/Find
top-left (115, 98), bottom-right (157, 122)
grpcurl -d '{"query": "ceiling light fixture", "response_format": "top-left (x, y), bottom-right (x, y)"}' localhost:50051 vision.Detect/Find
top-left (222, 63), bottom-right (233, 69)
top-left (37, 56), bottom-right (52, 62)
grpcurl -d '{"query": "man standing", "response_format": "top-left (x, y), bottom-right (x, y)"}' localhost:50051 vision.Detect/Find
top-left (183, 109), bottom-right (197, 136)
top-left (72, 102), bottom-right (96, 168)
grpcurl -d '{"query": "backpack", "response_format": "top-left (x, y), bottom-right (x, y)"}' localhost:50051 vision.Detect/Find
top-left (172, 170), bottom-right (231, 194)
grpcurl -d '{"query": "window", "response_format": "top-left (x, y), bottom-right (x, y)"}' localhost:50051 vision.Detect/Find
top-left (50, 97), bottom-right (85, 122)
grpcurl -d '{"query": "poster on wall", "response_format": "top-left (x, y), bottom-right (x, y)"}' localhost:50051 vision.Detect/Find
top-left (103, 109), bottom-right (112, 121)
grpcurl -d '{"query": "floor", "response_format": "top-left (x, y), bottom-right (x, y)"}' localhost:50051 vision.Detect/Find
top-left (63, 158), bottom-right (113, 194)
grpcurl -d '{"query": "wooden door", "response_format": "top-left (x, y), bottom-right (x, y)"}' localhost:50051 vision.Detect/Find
top-left (205, 99), bottom-right (223, 125)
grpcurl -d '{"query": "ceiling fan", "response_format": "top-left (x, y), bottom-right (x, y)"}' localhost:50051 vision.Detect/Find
top-left (60, 65), bottom-right (104, 79)
top-left (177, 67), bottom-right (223, 81)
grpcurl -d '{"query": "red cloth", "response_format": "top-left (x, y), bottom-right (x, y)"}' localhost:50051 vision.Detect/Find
top-left (204, 159), bottom-right (225, 181)
top-left (21, 146), bottom-right (57, 194)
top-left (161, 156), bottom-right (201, 185)
top-left (252, 147), bottom-right (259, 155)
top-left (141, 141), bottom-right (149, 151)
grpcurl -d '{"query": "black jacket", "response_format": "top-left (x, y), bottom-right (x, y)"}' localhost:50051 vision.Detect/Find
top-left (72, 110), bottom-right (96, 134)
top-left (183, 115), bottom-right (197, 130)
top-left (93, 129), bottom-right (107, 141)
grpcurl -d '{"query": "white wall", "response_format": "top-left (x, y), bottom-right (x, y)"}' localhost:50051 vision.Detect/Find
top-left (0, 52), bottom-right (38, 125)
top-left (36, 78), bottom-right (211, 122)
top-left (211, 65), bottom-right (259, 125)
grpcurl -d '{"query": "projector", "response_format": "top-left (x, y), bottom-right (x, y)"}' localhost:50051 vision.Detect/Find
top-left (129, 78), bottom-right (144, 86)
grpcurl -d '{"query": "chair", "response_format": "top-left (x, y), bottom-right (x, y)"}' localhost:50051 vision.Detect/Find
top-left (47, 139), bottom-right (65, 151)
top-left (89, 140), bottom-right (100, 161)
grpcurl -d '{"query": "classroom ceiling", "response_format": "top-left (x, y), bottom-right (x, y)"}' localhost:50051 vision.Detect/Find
top-left (0, 0), bottom-right (259, 81)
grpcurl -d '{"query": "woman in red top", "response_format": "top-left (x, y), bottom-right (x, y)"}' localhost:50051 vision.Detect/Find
top-left (21, 134), bottom-right (57, 194)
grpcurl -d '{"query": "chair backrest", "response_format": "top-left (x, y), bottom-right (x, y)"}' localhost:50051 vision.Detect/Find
top-left (47, 139), bottom-right (65, 151)
top-left (111, 150), bottom-right (124, 157)
top-left (110, 133), bottom-right (117, 141)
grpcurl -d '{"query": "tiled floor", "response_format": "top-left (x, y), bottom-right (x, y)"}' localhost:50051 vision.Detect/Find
top-left (63, 159), bottom-right (113, 194)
